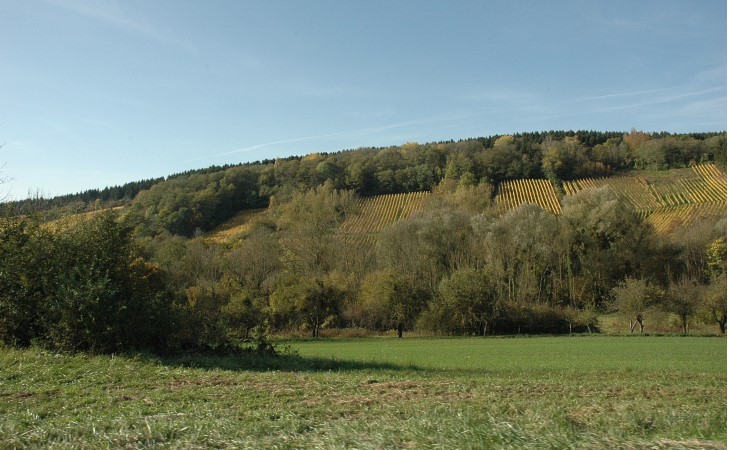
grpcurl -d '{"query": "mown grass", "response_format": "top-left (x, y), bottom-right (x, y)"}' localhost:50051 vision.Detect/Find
top-left (0, 336), bottom-right (725, 449)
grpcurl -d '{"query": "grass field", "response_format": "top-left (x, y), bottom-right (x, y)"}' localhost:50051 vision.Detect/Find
top-left (1, 336), bottom-right (725, 449)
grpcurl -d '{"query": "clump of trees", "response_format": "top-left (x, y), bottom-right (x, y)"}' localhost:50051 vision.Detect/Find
top-left (0, 212), bottom-right (174, 352)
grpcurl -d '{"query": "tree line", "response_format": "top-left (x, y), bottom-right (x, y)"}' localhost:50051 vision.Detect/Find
top-left (6, 130), bottom-right (726, 233)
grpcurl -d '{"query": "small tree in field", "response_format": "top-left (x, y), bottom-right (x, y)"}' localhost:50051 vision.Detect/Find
top-left (611, 278), bottom-right (658, 334)
top-left (269, 275), bottom-right (342, 338)
top-left (701, 237), bottom-right (726, 334)
top-left (664, 278), bottom-right (702, 335)
top-left (702, 274), bottom-right (726, 334)
top-left (436, 268), bottom-right (499, 336)
top-left (358, 269), bottom-right (426, 338)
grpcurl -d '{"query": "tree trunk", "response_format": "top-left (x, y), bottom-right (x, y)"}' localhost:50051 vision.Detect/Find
top-left (312, 317), bottom-right (319, 338)
top-left (719, 315), bottom-right (727, 334)
top-left (629, 320), bottom-right (636, 334)
top-left (639, 320), bottom-right (644, 334)
top-left (397, 322), bottom-right (403, 338)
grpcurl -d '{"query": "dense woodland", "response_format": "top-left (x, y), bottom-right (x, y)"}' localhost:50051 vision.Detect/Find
top-left (0, 130), bottom-right (726, 353)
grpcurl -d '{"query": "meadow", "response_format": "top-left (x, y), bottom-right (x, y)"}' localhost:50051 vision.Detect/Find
top-left (0, 336), bottom-right (725, 449)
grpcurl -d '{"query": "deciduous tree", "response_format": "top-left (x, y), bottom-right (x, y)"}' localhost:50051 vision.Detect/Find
top-left (435, 268), bottom-right (499, 336)
top-left (611, 278), bottom-right (659, 334)
top-left (357, 269), bottom-right (426, 338)
top-left (664, 278), bottom-right (702, 335)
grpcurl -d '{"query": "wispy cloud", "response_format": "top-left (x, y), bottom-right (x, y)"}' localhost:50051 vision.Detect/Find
top-left (577, 87), bottom-right (725, 114)
top-left (43, 0), bottom-right (197, 52)
top-left (510, 84), bottom-right (726, 130)
top-left (184, 113), bottom-right (479, 164)
top-left (571, 86), bottom-right (684, 102)
top-left (183, 122), bottom-right (415, 164)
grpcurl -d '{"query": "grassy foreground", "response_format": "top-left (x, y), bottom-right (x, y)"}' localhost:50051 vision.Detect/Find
top-left (0, 336), bottom-right (725, 449)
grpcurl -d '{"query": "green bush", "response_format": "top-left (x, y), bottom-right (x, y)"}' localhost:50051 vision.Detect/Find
top-left (0, 212), bottom-right (175, 353)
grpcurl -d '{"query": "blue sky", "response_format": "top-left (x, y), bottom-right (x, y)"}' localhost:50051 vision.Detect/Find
top-left (1, 0), bottom-right (726, 198)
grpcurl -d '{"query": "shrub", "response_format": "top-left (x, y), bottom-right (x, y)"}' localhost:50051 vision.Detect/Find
top-left (0, 212), bottom-right (175, 353)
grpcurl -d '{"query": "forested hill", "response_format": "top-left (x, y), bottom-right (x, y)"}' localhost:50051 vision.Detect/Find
top-left (1, 130), bottom-right (727, 352)
top-left (6, 130), bottom-right (726, 237)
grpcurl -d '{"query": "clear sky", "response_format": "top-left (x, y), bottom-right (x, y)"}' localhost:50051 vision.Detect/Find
top-left (1, 0), bottom-right (726, 198)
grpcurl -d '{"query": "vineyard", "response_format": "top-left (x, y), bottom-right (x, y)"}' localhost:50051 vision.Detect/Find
top-left (204, 164), bottom-right (725, 245)
top-left (495, 179), bottom-right (562, 214)
top-left (337, 191), bottom-right (430, 251)
top-left (563, 163), bottom-right (726, 233)
top-left (339, 191), bottom-right (430, 235)
top-left (205, 192), bottom-right (432, 248)
top-left (644, 203), bottom-right (727, 234)
top-left (489, 163), bottom-right (725, 235)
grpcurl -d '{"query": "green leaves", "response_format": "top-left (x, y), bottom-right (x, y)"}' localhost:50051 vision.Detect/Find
top-left (0, 212), bottom-right (174, 353)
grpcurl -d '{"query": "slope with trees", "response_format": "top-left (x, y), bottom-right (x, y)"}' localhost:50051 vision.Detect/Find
top-left (0, 130), bottom-right (726, 354)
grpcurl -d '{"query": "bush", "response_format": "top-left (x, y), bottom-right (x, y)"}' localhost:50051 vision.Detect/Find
top-left (0, 212), bottom-right (175, 353)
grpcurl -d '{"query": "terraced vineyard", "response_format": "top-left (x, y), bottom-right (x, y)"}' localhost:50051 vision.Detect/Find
top-left (495, 179), bottom-right (562, 214)
top-left (327, 192), bottom-right (429, 264)
top-left (205, 192), bottom-right (432, 248)
top-left (340, 191), bottom-right (430, 234)
top-left (564, 163), bottom-right (726, 233)
top-left (206, 164), bottom-right (725, 245)
top-left (644, 203), bottom-right (727, 234)
top-left (564, 176), bottom-right (660, 210)
top-left (643, 164), bottom-right (727, 233)
top-left (45, 206), bottom-right (125, 233)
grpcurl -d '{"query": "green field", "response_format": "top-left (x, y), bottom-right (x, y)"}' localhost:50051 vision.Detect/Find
top-left (1, 337), bottom-right (726, 449)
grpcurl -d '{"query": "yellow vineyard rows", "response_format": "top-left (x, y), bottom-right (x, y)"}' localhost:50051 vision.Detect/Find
top-left (339, 191), bottom-right (430, 234)
top-left (563, 163), bottom-right (725, 209)
top-left (564, 176), bottom-right (661, 210)
top-left (495, 179), bottom-right (562, 214)
top-left (206, 164), bottom-right (725, 245)
top-left (563, 163), bottom-right (726, 233)
top-left (644, 203), bottom-right (727, 234)
top-left (337, 191), bottom-right (430, 249)
top-left (45, 206), bottom-right (125, 233)
top-left (492, 163), bottom-right (725, 234)
top-left (693, 164), bottom-right (727, 197)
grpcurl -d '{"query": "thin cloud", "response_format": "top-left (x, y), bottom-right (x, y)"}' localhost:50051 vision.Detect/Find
top-left (43, 0), bottom-right (197, 52)
top-left (580, 87), bottom-right (725, 113)
top-left (184, 122), bottom-right (417, 164)
top-left (571, 86), bottom-right (683, 102)
top-left (184, 113), bottom-right (479, 164)
top-left (515, 86), bottom-right (726, 127)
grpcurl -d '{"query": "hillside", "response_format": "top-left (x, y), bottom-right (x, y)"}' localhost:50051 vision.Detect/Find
top-left (3, 136), bottom-right (727, 353)
top-left (41, 162), bottom-right (725, 243)
top-left (206, 163), bottom-right (726, 246)
top-left (6, 131), bottom-right (725, 236)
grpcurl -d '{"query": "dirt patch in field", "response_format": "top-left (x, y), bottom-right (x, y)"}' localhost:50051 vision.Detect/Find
top-left (640, 386), bottom-right (725, 399)
top-left (360, 380), bottom-right (471, 401)
top-left (2, 391), bottom-right (35, 400)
